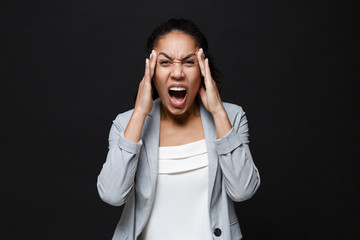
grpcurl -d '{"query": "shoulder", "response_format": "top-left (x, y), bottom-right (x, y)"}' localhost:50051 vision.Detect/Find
top-left (222, 102), bottom-right (250, 131)
top-left (222, 102), bottom-right (246, 121)
top-left (112, 108), bottom-right (134, 130)
top-left (110, 99), bottom-right (161, 131)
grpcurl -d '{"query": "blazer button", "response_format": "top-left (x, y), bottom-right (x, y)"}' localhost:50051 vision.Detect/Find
top-left (214, 228), bottom-right (222, 237)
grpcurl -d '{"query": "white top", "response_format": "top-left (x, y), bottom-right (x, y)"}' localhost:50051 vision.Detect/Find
top-left (139, 139), bottom-right (213, 240)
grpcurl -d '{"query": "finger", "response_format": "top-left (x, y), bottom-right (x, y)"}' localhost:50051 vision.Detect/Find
top-left (197, 48), bottom-right (206, 77)
top-left (144, 49), bottom-right (155, 82)
top-left (204, 58), bottom-right (215, 86)
top-left (197, 48), bottom-right (206, 75)
top-left (144, 58), bottom-right (151, 83)
top-left (149, 50), bottom-right (157, 77)
top-left (204, 58), bottom-right (212, 81)
top-left (198, 47), bottom-right (205, 60)
top-left (205, 58), bottom-right (219, 94)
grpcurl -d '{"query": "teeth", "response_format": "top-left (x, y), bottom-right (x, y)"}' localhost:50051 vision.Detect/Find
top-left (169, 87), bottom-right (186, 91)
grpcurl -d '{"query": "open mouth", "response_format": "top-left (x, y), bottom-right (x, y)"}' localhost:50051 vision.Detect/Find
top-left (168, 87), bottom-right (187, 106)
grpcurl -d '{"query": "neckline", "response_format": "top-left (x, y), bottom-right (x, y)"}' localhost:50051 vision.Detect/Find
top-left (159, 139), bottom-right (205, 148)
top-left (158, 139), bottom-right (207, 159)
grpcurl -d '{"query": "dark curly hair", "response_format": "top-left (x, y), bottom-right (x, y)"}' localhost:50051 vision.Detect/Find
top-left (145, 18), bottom-right (223, 99)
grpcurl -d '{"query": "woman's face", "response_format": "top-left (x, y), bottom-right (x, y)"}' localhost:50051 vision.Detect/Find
top-left (153, 31), bottom-right (201, 117)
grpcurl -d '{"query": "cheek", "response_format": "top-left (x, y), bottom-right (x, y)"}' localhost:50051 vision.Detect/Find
top-left (191, 66), bottom-right (201, 76)
top-left (153, 71), bottom-right (167, 95)
top-left (154, 67), bottom-right (169, 81)
top-left (185, 68), bottom-right (202, 86)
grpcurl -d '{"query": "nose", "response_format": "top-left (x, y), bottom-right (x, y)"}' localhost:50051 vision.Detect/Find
top-left (170, 62), bottom-right (185, 80)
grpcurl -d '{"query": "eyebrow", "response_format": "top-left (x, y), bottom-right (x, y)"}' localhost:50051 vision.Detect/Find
top-left (158, 52), bottom-right (196, 61)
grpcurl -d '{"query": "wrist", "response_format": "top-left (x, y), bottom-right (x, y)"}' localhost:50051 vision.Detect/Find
top-left (132, 108), bottom-right (149, 119)
top-left (211, 106), bottom-right (227, 119)
top-left (211, 107), bottom-right (231, 138)
top-left (124, 109), bottom-right (147, 143)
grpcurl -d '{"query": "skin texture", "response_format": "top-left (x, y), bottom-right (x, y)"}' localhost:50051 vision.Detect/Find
top-left (124, 31), bottom-right (231, 145)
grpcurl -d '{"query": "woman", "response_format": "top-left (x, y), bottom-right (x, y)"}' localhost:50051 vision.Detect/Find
top-left (97, 18), bottom-right (260, 240)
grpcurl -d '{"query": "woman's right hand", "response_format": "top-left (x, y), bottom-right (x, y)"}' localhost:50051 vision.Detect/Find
top-left (124, 50), bottom-right (157, 143)
top-left (134, 50), bottom-right (158, 117)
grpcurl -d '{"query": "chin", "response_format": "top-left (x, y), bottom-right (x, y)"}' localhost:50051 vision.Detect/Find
top-left (161, 97), bottom-right (198, 118)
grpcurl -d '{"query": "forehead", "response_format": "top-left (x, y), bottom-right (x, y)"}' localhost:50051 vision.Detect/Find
top-left (155, 31), bottom-right (198, 56)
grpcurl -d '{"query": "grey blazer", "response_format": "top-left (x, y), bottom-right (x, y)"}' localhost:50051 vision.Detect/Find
top-left (97, 98), bottom-right (260, 240)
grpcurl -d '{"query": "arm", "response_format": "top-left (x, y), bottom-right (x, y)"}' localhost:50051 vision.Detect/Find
top-left (97, 50), bottom-right (158, 206)
top-left (97, 116), bottom-right (143, 206)
top-left (214, 106), bottom-right (260, 202)
top-left (197, 49), bottom-right (260, 202)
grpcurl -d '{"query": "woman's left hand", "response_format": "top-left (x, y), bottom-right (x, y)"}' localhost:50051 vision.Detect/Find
top-left (197, 48), bottom-right (225, 116)
top-left (197, 48), bottom-right (232, 138)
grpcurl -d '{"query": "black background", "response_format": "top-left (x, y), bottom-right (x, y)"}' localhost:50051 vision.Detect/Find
top-left (3, 0), bottom-right (358, 239)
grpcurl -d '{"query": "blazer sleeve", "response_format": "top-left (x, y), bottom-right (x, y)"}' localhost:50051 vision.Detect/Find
top-left (214, 105), bottom-right (260, 202)
top-left (97, 113), bottom-right (142, 206)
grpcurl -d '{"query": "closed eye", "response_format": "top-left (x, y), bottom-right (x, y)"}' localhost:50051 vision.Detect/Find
top-left (159, 60), bottom-right (171, 66)
top-left (159, 59), bottom-right (196, 66)
top-left (185, 60), bottom-right (196, 65)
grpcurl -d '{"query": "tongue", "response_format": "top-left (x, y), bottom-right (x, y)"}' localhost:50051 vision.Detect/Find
top-left (170, 90), bottom-right (186, 101)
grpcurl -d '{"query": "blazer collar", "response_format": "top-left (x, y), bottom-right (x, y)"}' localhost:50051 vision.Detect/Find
top-left (147, 98), bottom-right (161, 118)
top-left (199, 100), bottom-right (218, 203)
top-left (142, 98), bottom-right (161, 187)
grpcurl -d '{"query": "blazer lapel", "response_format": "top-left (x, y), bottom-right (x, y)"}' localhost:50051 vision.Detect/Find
top-left (142, 98), bottom-right (161, 187)
top-left (199, 102), bottom-right (218, 204)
